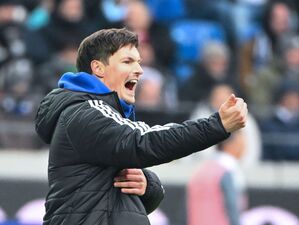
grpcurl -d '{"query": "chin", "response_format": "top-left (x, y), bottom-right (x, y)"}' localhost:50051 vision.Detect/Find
top-left (123, 97), bottom-right (135, 105)
top-left (126, 100), bottom-right (135, 105)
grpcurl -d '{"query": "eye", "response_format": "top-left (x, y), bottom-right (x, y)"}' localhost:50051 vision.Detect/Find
top-left (122, 58), bottom-right (133, 64)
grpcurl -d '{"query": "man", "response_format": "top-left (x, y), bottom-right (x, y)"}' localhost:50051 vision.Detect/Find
top-left (187, 130), bottom-right (247, 225)
top-left (35, 28), bottom-right (247, 225)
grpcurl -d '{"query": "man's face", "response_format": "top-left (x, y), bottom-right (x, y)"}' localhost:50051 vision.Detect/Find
top-left (102, 45), bottom-right (143, 104)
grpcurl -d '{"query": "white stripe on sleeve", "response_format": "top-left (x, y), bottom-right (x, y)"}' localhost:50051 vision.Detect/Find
top-left (88, 100), bottom-right (170, 135)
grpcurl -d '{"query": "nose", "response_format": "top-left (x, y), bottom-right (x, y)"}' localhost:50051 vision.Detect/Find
top-left (134, 62), bottom-right (143, 77)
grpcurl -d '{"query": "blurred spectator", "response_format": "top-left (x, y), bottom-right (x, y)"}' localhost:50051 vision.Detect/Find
top-left (135, 66), bottom-right (165, 109)
top-left (0, 0), bottom-right (38, 117)
top-left (135, 66), bottom-right (178, 110)
top-left (0, 58), bottom-right (36, 117)
top-left (187, 83), bottom-right (261, 167)
top-left (100, 0), bottom-right (128, 23)
top-left (185, 0), bottom-right (267, 50)
top-left (25, 0), bottom-right (94, 65)
top-left (179, 41), bottom-right (236, 103)
top-left (247, 34), bottom-right (299, 118)
top-left (0, 0), bottom-right (28, 67)
top-left (113, 0), bottom-right (175, 71)
top-left (239, 0), bottom-right (297, 90)
top-left (187, 130), bottom-right (248, 225)
top-left (169, 19), bottom-right (227, 83)
top-left (35, 38), bottom-right (77, 95)
top-left (26, 0), bottom-right (112, 31)
top-left (260, 81), bottom-right (299, 161)
top-left (26, 0), bottom-right (54, 30)
top-left (83, 0), bottom-right (118, 29)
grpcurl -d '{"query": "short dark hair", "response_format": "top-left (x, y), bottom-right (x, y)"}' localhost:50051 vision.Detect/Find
top-left (76, 28), bottom-right (139, 73)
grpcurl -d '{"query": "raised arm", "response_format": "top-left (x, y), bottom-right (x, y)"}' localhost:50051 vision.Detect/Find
top-left (64, 96), bottom-right (247, 168)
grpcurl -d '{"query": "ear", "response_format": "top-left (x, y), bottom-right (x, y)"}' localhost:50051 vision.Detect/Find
top-left (90, 60), bottom-right (105, 78)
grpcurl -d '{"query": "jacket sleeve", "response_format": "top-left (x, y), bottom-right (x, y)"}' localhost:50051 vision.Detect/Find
top-left (140, 169), bottom-right (165, 214)
top-left (63, 100), bottom-right (230, 168)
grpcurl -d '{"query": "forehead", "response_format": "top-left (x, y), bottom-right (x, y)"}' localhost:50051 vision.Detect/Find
top-left (111, 45), bottom-right (141, 60)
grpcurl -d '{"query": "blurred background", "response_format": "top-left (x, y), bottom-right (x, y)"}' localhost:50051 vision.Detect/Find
top-left (1, 0), bottom-right (299, 224)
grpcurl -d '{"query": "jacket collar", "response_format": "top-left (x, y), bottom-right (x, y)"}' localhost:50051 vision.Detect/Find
top-left (58, 72), bottom-right (135, 119)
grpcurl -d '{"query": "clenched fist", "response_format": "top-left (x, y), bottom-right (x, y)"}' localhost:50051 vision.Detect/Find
top-left (219, 94), bottom-right (248, 133)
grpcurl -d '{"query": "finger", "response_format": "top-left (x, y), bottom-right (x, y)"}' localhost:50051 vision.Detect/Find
top-left (231, 101), bottom-right (247, 128)
top-left (114, 181), bottom-right (143, 188)
top-left (225, 94), bottom-right (237, 107)
top-left (223, 103), bottom-right (240, 114)
top-left (241, 102), bottom-right (248, 115)
top-left (114, 169), bottom-right (144, 181)
top-left (120, 188), bottom-right (143, 195)
top-left (241, 103), bottom-right (248, 125)
top-left (114, 174), bottom-right (145, 182)
top-left (225, 98), bottom-right (245, 114)
top-left (220, 94), bottom-right (237, 112)
top-left (234, 98), bottom-right (244, 109)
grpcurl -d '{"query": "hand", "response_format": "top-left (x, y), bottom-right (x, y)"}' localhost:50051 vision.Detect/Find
top-left (218, 94), bottom-right (248, 133)
top-left (114, 168), bottom-right (147, 196)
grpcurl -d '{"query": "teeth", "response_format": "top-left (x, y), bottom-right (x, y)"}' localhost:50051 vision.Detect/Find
top-left (129, 80), bottom-right (138, 84)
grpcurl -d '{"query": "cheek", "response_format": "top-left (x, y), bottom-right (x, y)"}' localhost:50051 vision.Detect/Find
top-left (112, 64), bottom-right (127, 74)
top-left (105, 64), bottom-right (130, 89)
top-left (117, 67), bottom-right (131, 82)
top-left (105, 68), bottom-right (120, 85)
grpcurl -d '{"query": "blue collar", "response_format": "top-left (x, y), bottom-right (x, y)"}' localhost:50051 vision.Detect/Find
top-left (58, 72), bottom-right (135, 119)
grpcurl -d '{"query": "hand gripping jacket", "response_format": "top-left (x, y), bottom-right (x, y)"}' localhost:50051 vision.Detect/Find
top-left (35, 74), bottom-right (229, 225)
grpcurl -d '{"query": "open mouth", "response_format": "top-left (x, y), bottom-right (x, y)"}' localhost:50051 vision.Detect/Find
top-left (125, 79), bottom-right (138, 91)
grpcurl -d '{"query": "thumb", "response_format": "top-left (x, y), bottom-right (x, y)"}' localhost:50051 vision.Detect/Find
top-left (223, 94), bottom-right (237, 108)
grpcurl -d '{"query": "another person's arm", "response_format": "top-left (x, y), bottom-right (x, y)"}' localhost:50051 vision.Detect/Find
top-left (221, 172), bottom-right (241, 225)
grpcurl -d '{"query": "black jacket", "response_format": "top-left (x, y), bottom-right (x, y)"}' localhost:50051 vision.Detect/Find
top-left (35, 88), bottom-right (229, 225)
